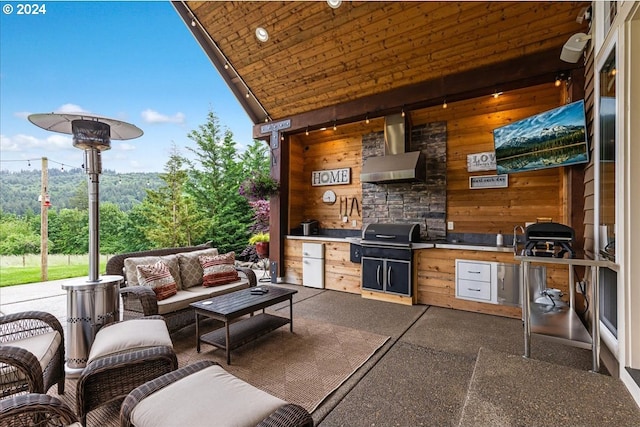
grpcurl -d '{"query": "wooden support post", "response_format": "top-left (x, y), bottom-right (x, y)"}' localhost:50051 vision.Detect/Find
top-left (40, 157), bottom-right (48, 282)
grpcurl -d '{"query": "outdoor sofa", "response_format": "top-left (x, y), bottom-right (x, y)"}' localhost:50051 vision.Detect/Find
top-left (105, 242), bottom-right (257, 333)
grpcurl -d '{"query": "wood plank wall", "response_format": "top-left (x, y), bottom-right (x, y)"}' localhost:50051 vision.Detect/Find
top-left (284, 82), bottom-right (579, 317)
top-left (411, 83), bottom-right (566, 235)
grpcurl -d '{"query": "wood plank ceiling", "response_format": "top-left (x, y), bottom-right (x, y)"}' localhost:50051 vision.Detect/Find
top-left (173, 1), bottom-right (590, 135)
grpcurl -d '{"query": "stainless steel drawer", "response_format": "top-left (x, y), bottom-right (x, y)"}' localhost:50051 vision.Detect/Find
top-left (456, 279), bottom-right (492, 301)
top-left (457, 261), bottom-right (492, 282)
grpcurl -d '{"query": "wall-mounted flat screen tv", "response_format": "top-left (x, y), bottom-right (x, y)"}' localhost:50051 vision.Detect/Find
top-left (493, 99), bottom-right (589, 174)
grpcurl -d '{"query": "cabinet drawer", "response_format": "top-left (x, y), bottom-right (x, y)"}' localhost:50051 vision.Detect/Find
top-left (457, 261), bottom-right (491, 282)
top-left (456, 279), bottom-right (492, 301)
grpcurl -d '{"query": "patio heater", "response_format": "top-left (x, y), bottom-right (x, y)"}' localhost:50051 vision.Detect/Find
top-left (28, 113), bottom-right (143, 375)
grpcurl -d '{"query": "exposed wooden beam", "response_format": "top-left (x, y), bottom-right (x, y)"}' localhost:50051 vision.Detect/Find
top-left (253, 47), bottom-right (584, 139)
top-left (172, 1), bottom-right (267, 124)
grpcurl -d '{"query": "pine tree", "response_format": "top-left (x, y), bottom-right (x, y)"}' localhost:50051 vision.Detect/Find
top-left (139, 144), bottom-right (207, 248)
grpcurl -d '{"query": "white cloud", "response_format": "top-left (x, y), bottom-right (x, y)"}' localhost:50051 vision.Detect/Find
top-left (55, 103), bottom-right (90, 114)
top-left (14, 111), bottom-right (31, 120)
top-left (141, 109), bottom-right (185, 124)
top-left (115, 142), bottom-right (136, 151)
top-left (0, 133), bottom-right (73, 152)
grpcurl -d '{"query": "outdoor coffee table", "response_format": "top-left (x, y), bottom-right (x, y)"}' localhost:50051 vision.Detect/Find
top-left (190, 286), bottom-right (297, 364)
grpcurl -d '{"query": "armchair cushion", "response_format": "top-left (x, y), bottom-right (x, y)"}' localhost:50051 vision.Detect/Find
top-left (129, 364), bottom-right (287, 427)
top-left (0, 331), bottom-right (61, 387)
top-left (87, 318), bottom-right (172, 364)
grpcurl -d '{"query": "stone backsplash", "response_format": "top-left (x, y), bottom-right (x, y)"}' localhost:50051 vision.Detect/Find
top-left (361, 121), bottom-right (447, 240)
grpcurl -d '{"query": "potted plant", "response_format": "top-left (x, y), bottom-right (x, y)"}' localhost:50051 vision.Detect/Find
top-left (249, 231), bottom-right (270, 258)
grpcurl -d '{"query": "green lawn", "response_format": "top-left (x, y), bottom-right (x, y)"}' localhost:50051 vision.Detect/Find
top-left (0, 255), bottom-right (109, 287)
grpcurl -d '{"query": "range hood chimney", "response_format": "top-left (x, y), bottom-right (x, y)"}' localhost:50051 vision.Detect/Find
top-left (360, 113), bottom-right (426, 183)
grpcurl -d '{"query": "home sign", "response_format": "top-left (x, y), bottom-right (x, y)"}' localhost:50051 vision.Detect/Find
top-left (312, 168), bottom-right (351, 186)
top-left (467, 151), bottom-right (496, 172)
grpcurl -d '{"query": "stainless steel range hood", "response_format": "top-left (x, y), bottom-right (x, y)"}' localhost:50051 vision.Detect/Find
top-left (360, 113), bottom-right (426, 183)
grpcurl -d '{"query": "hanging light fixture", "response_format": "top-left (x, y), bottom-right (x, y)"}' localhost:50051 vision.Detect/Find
top-left (401, 107), bottom-right (406, 117)
top-left (365, 114), bottom-right (370, 124)
top-left (305, 126), bottom-right (309, 136)
top-left (333, 121), bottom-right (337, 131)
top-left (442, 98), bottom-right (448, 109)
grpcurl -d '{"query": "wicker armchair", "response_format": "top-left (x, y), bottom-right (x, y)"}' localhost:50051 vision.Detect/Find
top-left (0, 393), bottom-right (80, 427)
top-left (105, 242), bottom-right (257, 334)
top-left (76, 316), bottom-right (177, 426)
top-left (0, 311), bottom-right (65, 399)
top-left (120, 361), bottom-right (314, 427)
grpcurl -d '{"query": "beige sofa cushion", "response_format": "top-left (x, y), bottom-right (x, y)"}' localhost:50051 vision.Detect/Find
top-left (130, 364), bottom-right (286, 427)
top-left (0, 331), bottom-right (61, 385)
top-left (156, 280), bottom-right (250, 315)
top-left (87, 319), bottom-right (172, 364)
top-left (176, 248), bottom-right (219, 288)
top-left (125, 255), bottom-right (183, 290)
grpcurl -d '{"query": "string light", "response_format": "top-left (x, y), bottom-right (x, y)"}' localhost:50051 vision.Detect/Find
top-left (305, 126), bottom-right (309, 136)
top-left (442, 98), bottom-right (448, 109)
top-left (492, 90), bottom-right (503, 99)
top-left (365, 114), bottom-right (370, 124)
top-left (555, 76), bottom-right (562, 87)
top-left (401, 107), bottom-right (405, 117)
top-left (333, 121), bottom-right (337, 131)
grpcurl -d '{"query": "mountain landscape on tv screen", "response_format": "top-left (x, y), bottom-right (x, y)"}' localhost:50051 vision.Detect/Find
top-left (493, 100), bottom-right (588, 174)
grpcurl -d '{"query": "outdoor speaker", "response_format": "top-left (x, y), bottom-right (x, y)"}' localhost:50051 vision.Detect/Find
top-left (561, 32), bottom-right (591, 63)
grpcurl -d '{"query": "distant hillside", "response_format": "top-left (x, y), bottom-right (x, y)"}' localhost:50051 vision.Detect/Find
top-left (0, 168), bottom-right (162, 215)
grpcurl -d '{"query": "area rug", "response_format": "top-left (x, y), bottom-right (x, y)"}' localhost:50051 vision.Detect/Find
top-left (49, 316), bottom-right (389, 426)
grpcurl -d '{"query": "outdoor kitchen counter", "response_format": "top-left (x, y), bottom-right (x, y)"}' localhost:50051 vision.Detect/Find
top-left (286, 235), bottom-right (514, 252)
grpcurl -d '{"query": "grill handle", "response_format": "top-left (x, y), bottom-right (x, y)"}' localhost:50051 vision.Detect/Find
top-left (375, 234), bottom-right (397, 239)
top-left (387, 265), bottom-right (392, 287)
top-left (376, 265), bottom-right (382, 286)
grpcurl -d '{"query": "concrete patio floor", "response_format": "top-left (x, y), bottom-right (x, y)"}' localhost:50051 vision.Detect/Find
top-left (2, 278), bottom-right (639, 426)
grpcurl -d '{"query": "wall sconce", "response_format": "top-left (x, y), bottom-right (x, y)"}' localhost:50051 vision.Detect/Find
top-left (560, 33), bottom-right (592, 63)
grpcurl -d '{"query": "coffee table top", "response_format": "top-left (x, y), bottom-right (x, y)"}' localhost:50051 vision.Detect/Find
top-left (190, 286), bottom-right (297, 317)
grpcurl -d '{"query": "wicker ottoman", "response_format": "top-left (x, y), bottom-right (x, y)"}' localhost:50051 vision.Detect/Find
top-left (121, 360), bottom-right (313, 427)
top-left (76, 316), bottom-right (177, 426)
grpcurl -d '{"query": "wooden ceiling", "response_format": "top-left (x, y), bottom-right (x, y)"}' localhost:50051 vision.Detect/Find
top-left (173, 1), bottom-right (590, 135)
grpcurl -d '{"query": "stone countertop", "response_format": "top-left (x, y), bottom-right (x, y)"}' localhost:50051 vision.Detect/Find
top-left (285, 235), bottom-right (515, 253)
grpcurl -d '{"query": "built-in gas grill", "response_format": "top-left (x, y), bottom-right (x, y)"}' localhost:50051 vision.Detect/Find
top-left (360, 223), bottom-right (421, 296)
top-left (524, 222), bottom-right (575, 258)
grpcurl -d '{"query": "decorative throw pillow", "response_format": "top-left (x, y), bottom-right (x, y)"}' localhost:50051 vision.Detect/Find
top-left (177, 248), bottom-right (219, 288)
top-left (124, 255), bottom-right (183, 290)
top-left (136, 261), bottom-right (178, 300)
top-left (199, 252), bottom-right (239, 287)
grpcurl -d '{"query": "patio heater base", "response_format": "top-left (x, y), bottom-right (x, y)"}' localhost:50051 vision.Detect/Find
top-left (61, 275), bottom-right (122, 376)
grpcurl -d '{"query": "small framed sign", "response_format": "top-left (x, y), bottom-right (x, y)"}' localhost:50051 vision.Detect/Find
top-left (467, 151), bottom-right (496, 172)
top-left (312, 168), bottom-right (351, 186)
top-left (469, 174), bottom-right (508, 189)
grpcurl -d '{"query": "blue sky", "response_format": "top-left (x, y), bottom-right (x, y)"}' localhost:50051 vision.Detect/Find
top-left (0, 1), bottom-right (254, 173)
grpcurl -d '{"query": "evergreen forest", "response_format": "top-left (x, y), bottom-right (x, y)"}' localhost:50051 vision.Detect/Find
top-left (0, 111), bottom-right (272, 260)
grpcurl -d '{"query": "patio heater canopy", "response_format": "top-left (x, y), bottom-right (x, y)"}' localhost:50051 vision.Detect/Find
top-left (28, 113), bottom-right (144, 140)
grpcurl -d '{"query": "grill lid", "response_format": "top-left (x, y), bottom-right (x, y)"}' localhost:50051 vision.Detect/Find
top-left (362, 223), bottom-right (421, 245)
top-left (525, 222), bottom-right (575, 242)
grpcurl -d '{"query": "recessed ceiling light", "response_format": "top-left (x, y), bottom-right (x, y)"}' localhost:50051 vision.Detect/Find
top-left (327, 0), bottom-right (342, 9)
top-left (255, 27), bottom-right (269, 42)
